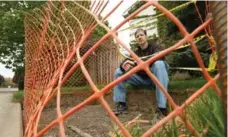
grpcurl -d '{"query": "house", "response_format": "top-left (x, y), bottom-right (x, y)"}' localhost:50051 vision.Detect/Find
top-left (122, 1), bottom-right (158, 47)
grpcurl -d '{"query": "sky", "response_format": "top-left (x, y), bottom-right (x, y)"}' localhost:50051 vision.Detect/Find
top-left (0, 64), bottom-right (14, 78)
top-left (102, 0), bottom-right (135, 46)
top-left (0, 0), bottom-right (135, 78)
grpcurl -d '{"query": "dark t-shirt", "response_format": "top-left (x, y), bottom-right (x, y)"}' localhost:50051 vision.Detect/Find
top-left (135, 43), bottom-right (164, 59)
top-left (120, 42), bottom-right (164, 78)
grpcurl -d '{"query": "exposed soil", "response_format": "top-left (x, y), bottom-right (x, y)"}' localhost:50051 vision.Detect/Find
top-left (38, 89), bottom-right (194, 137)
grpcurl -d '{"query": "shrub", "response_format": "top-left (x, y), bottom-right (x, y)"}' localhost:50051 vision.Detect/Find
top-left (12, 91), bottom-right (24, 103)
top-left (171, 71), bottom-right (191, 80)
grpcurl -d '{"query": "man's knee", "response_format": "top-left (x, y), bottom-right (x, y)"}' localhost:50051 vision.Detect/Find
top-left (114, 68), bottom-right (124, 78)
top-left (151, 61), bottom-right (166, 70)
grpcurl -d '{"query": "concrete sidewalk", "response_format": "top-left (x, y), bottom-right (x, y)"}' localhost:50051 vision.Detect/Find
top-left (0, 88), bottom-right (23, 137)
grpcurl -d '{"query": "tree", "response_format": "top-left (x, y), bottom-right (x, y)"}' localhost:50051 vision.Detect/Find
top-left (0, 1), bottom-right (45, 70)
top-left (0, 1), bottom-right (45, 89)
top-left (0, 74), bottom-right (4, 86)
top-left (157, 1), bottom-right (210, 71)
top-left (12, 66), bottom-right (24, 90)
top-left (157, 1), bottom-right (207, 47)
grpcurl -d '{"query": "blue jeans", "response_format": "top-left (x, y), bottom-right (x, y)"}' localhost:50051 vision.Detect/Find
top-left (113, 60), bottom-right (169, 108)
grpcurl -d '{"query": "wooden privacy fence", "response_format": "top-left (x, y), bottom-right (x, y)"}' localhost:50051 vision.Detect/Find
top-left (63, 39), bottom-right (122, 87)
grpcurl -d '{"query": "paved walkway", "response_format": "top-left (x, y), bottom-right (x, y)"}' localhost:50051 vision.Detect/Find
top-left (0, 88), bottom-right (23, 137)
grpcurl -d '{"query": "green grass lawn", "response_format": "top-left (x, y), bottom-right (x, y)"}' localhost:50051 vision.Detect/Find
top-left (12, 78), bottom-right (207, 102)
top-left (169, 78), bottom-right (206, 90)
top-left (60, 78), bottom-right (207, 93)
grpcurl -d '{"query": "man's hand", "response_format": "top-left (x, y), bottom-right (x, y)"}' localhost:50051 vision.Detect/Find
top-left (206, 13), bottom-right (212, 20)
top-left (122, 60), bottom-right (135, 72)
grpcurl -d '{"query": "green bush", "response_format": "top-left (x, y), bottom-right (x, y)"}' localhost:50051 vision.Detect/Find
top-left (12, 91), bottom-right (24, 103)
top-left (157, 1), bottom-right (211, 73)
top-left (171, 71), bottom-right (191, 80)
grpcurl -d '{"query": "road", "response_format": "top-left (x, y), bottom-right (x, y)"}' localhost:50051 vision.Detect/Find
top-left (0, 88), bottom-right (23, 137)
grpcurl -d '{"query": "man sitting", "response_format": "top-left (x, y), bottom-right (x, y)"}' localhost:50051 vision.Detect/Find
top-left (113, 29), bottom-right (169, 118)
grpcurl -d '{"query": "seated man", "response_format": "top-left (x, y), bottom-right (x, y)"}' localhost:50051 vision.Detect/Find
top-left (113, 29), bottom-right (169, 118)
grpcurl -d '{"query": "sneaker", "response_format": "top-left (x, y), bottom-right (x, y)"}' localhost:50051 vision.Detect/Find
top-left (113, 103), bottom-right (128, 115)
top-left (151, 108), bottom-right (167, 125)
top-left (159, 107), bottom-right (168, 116)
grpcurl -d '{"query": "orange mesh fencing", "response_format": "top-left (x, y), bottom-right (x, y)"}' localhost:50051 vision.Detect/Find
top-left (23, 1), bottom-right (227, 137)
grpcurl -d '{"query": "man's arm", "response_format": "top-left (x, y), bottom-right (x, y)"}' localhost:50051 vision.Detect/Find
top-left (119, 58), bottom-right (136, 72)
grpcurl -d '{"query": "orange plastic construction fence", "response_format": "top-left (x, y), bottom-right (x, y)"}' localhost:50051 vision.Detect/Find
top-left (23, 1), bottom-right (227, 137)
